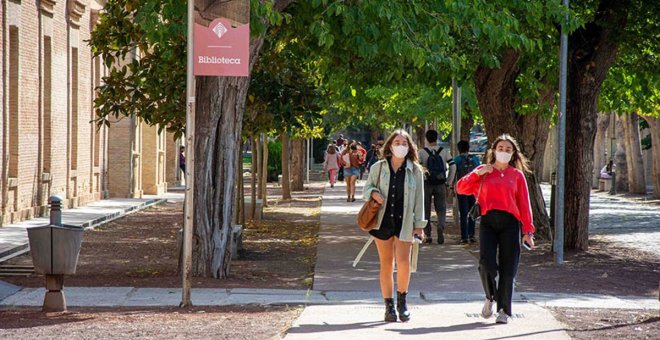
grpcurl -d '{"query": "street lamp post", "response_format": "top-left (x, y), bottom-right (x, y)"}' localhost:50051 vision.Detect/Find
top-left (554, 0), bottom-right (569, 266)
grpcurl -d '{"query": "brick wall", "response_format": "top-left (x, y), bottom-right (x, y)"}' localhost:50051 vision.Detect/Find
top-left (1, 1), bottom-right (173, 225)
top-left (0, 0), bottom-right (103, 223)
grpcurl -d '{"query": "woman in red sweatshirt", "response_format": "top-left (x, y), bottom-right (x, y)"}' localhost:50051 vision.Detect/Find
top-left (456, 134), bottom-right (535, 324)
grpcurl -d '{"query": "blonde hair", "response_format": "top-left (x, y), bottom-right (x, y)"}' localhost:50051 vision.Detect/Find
top-left (484, 134), bottom-right (531, 174)
top-left (382, 129), bottom-right (419, 164)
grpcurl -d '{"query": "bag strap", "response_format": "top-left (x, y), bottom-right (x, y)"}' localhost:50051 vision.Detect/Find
top-left (367, 161), bottom-right (385, 203)
top-left (475, 174), bottom-right (485, 202)
top-left (376, 160), bottom-right (383, 188)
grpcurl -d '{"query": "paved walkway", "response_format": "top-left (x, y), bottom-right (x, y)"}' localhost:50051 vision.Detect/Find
top-left (540, 184), bottom-right (660, 255)
top-left (282, 182), bottom-right (656, 339)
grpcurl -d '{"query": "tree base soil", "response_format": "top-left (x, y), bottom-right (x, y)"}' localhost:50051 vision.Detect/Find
top-left (551, 308), bottom-right (659, 340)
top-left (2, 185), bottom-right (323, 289)
top-left (0, 306), bottom-right (302, 340)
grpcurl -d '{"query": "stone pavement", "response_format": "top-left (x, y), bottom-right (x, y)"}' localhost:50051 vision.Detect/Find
top-left (540, 184), bottom-right (660, 256)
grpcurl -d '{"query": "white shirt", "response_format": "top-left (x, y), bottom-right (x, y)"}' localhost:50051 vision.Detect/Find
top-left (419, 144), bottom-right (456, 185)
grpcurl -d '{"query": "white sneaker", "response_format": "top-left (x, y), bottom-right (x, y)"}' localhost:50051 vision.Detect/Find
top-left (481, 299), bottom-right (494, 319)
top-left (496, 309), bottom-right (510, 324)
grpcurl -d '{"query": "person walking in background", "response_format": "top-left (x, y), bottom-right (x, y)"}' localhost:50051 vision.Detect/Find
top-left (454, 140), bottom-right (481, 245)
top-left (336, 134), bottom-right (345, 147)
top-left (456, 134), bottom-right (535, 324)
top-left (342, 143), bottom-right (363, 201)
top-left (337, 140), bottom-right (349, 181)
top-left (366, 144), bottom-right (377, 170)
top-left (331, 140), bottom-right (340, 152)
top-left (419, 130), bottom-right (455, 244)
top-left (356, 141), bottom-right (368, 180)
top-left (363, 129), bottom-right (426, 322)
top-left (323, 144), bottom-right (342, 188)
top-left (179, 146), bottom-right (186, 176)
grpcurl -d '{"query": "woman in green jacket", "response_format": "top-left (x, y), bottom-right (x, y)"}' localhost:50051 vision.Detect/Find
top-left (363, 129), bottom-right (427, 322)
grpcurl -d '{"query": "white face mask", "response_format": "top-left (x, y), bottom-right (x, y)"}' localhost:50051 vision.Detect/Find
top-left (495, 151), bottom-right (513, 164)
top-left (392, 145), bottom-right (409, 159)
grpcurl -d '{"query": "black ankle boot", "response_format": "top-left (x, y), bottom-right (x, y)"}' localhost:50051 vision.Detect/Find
top-left (384, 298), bottom-right (397, 322)
top-left (397, 291), bottom-right (411, 322)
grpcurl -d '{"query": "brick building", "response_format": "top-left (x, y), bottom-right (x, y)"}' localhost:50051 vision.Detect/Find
top-left (1, 0), bottom-right (177, 225)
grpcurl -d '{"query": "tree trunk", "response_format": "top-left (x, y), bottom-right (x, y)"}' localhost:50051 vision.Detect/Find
top-left (290, 138), bottom-right (304, 191)
top-left (615, 116), bottom-right (629, 192)
top-left (281, 133), bottom-right (292, 199)
top-left (369, 125), bottom-right (381, 145)
top-left (592, 113), bottom-right (610, 188)
top-left (256, 134), bottom-right (262, 200)
top-left (474, 49), bottom-right (552, 240)
top-left (460, 113), bottom-right (474, 141)
top-left (622, 113), bottom-right (646, 194)
top-left (236, 142), bottom-right (245, 226)
top-left (250, 136), bottom-right (258, 220)
top-left (642, 116), bottom-right (660, 198)
top-left (542, 126), bottom-right (556, 183)
top-left (261, 133), bottom-right (269, 206)
top-left (563, 0), bottom-right (631, 251)
top-left (415, 125), bottom-right (426, 148)
top-left (193, 76), bottom-right (245, 278)
top-left (190, 0), bottom-right (292, 278)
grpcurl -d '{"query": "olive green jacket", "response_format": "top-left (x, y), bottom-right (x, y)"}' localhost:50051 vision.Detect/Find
top-left (362, 159), bottom-right (427, 242)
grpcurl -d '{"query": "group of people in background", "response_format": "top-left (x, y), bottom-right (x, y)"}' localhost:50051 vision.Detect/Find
top-left (328, 129), bottom-right (535, 326)
top-left (323, 134), bottom-right (385, 202)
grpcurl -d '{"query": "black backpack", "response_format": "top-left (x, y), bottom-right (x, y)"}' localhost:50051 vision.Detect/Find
top-left (424, 147), bottom-right (447, 185)
top-left (456, 154), bottom-right (477, 182)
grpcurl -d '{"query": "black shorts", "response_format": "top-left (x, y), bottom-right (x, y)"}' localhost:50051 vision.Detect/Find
top-left (369, 221), bottom-right (402, 240)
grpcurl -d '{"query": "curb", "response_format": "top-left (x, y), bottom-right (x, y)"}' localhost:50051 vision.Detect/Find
top-left (1, 288), bottom-right (657, 310)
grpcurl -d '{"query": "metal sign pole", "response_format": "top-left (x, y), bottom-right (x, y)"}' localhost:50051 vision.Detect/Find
top-left (554, 0), bottom-right (569, 266)
top-left (451, 79), bottom-right (462, 228)
top-left (181, 0), bottom-right (196, 307)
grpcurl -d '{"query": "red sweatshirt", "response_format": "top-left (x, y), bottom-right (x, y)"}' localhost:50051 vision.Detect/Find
top-left (456, 165), bottom-right (535, 234)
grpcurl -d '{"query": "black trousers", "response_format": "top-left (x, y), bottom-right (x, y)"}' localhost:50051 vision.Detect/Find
top-left (478, 210), bottom-right (521, 316)
top-left (457, 194), bottom-right (476, 241)
top-left (423, 182), bottom-right (447, 239)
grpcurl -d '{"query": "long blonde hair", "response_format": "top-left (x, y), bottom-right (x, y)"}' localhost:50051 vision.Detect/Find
top-left (484, 134), bottom-right (531, 174)
top-left (382, 129), bottom-right (420, 163)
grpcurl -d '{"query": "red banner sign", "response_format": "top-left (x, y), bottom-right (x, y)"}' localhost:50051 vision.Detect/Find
top-left (194, 18), bottom-right (249, 77)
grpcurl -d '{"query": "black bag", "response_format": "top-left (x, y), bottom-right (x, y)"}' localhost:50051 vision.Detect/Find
top-left (456, 154), bottom-right (478, 182)
top-left (468, 176), bottom-right (485, 222)
top-left (337, 167), bottom-right (344, 181)
top-left (424, 147), bottom-right (447, 185)
top-left (468, 203), bottom-right (481, 221)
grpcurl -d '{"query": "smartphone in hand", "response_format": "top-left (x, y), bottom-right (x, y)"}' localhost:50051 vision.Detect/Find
top-left (522, 241), bottom-right (532, 250)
